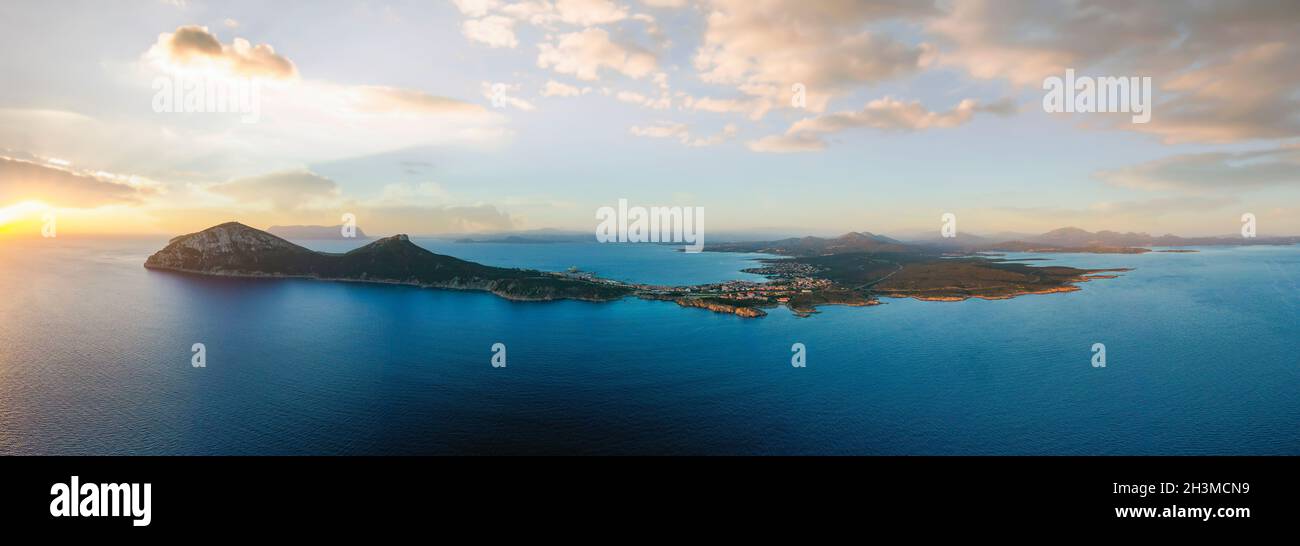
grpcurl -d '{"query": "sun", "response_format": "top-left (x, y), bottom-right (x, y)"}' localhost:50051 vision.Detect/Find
top-left (0, 200), bottom-right (50, 230)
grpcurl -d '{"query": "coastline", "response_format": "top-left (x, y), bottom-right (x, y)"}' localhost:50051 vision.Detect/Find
top-left (142, 223), bottom-right (1137, 320)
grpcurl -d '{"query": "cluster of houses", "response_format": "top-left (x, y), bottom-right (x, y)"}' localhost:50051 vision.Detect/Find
top-left (555, 263), bottom-right (834, 303)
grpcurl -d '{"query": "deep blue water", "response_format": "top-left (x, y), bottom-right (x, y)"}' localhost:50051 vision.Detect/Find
top-left (1, 237), bottom-right (1297, 454)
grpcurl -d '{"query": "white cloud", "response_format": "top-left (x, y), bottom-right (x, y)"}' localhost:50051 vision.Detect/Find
top-left (462, 15), bottom-right (519, 48)
top-left (927, 0), bottom-right (1300, 143)
top-left (616, 90), bottom-right (669, 109)
top-left (371, 182), bottom-right (451, 206)
top-left (0, 28), bottom-right (510, 184)
top-left (692, 0), bottom-right (936, 116)
top-left (0, 155), bottom-right (159, 208)
top-left (482, 82), bottom-right (538, 110)
top-left (454, 0), bottom-right (629, 27)
top-left (452, 0), bottom-right (502, 18)
top-left (1097, 145), bottom-right (1300, 192)
top-left (537, 27), bottom-right (656, 80)
top-left (207, 170), bottom-right (339, 211)
top-left (146, 25), bottom-right (297, 80)
top-left (683, 94), bottom-right (769, 119)
top-left (554, 0), bottom-right (628, 26)
top-left (747, 96), bottom-right (1013, 153)
top-left (746, 133), bottom-right (825, 153)
top-left (788, 97), bottom-right (1012, 134)
top-left (629, 121), bottom-right (687, 139)
top-left (540, 79), bottom-right (588, 97)
top-left (630, 121), bottom-right (736, 147)
top-left (351, 86), bottom-right (487, 114)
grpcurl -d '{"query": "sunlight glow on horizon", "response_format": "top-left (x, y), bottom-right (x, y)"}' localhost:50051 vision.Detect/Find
top-left (0, 200), bottom-right (48, 226)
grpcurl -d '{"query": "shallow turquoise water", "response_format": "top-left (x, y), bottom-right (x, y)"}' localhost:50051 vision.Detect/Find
top-left (0, 238), bottom-right (1296, 454)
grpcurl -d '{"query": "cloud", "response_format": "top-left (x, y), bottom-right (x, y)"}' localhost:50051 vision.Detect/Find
top-left (362, 204), bottom-right (516, 234)
top-left (144, 169), bottom-right (521, 235)
top-left (0, 28), bottom-right (506, 182)
top-left (746, 133), bottom-right (826, 153)
top-left (452, 0), bottom-right (502, 18)
top-left (629, 121), bottom-right (687, 139)
top-left (498, 1), bottom-right (558, 24)
top-left (481, 82), bottom-right (537, 110)
top-left (615, 90), bottom-right (669, 109)
top-left (990, 196), bottom-right (1240, 228)
top-left (749, 96), bottom-right (1013, 152)
top-left (1097, 146), bottom-right (1300, 192)
top-left (453, 0), bottom-right (630, 27)
top-left (630, 121), bottom-right (737, 147)
top-left (444, 0), bottom-right (1300, 144)
top-left (0, 155), bottom-right (157, 208)
top-left (358, 182), bottom-right (517, 233)
top-left (1132, 42), bottom-right (1300, 143)
top-left (462, 15), bottom-right (519, 48)
top-left (540, 80), bottom-right (588, 97)
top-left (686, 123), bottom-right (738, 147)
top-left (370, 182), bottom-right (451, 206)
top-left (790, 97), bottom-right (1012, 133)
top-left (553, 0), bottom-right (628, 26)
top-left (0, 87), bottom-right (504, 188)
top-left (145, 202), bottom-right (520, 236)
top-left (927, 0), bottom-right (1300, 143)
top-left (682, 94), bottom-right (769, 119)
top-left (537, 27), bottom-right (656, 80)
top-left (692, 0), bottom-right (937, 115)
top-left (147, 25), bottom-right (297, 79)
top-left (207, 170), bottom-right (339, 211)
top-left (1086, 196), bottom-right (1237, 216)
top-left (351, 86), bottom-right (487, 114)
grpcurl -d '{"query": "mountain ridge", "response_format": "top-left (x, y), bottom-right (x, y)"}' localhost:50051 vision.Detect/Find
top-left (144, 222), bottom-right (631, 302)
top-left (711, 227), bottom-right (1299, 256)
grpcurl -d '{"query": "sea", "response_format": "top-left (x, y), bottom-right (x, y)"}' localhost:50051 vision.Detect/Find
top-left (1, 236), bottom-right (1297, 454)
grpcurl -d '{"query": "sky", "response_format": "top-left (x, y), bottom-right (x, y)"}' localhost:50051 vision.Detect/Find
top-left (0, 0), bottom-right (1298, 238)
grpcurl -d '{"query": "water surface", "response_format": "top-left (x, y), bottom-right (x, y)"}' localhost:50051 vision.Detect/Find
top-left (0, 238), bottom-right (1296, 454)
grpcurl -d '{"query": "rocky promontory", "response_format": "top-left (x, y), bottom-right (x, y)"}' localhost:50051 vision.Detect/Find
top-left (144, 222), bottom-right (631, 302)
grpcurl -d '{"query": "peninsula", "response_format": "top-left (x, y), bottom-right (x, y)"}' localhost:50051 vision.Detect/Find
top-left (145, 223), bottom-right (1128, 319)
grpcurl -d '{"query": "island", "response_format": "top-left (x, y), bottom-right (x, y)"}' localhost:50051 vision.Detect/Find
top-left (145, 223), bottom-right (1129, 319)
top-left (144, 222), bottom-right (631, 302)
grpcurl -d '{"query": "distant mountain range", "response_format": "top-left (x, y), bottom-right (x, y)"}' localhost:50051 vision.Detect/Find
top-left (707, 232), bottom-right (914, 255)
top-left (921, 227), bottom-right (1300, 253)
top-left (267, 224), bottom-right (369, 240)
top-left (454, 229), bottom-right (590, 244)
top-left (445, 225), bottom-right (1299, 253)
top-left (709, 227), bottom-right (1299, 256)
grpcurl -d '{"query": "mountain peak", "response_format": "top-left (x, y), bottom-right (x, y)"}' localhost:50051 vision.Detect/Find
top-left (345, 233), bottom-right (430, 258)
top-left (175, 221), bottom-right (298, 249)
top-left (1043, 227), bottom-right (1091, 236)
top-left (146, 222), bottom-right (309, 271)
top-left (143, 222), bottom-right (633, 304)
top-left (368, 233), bottom-right (412, 246)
